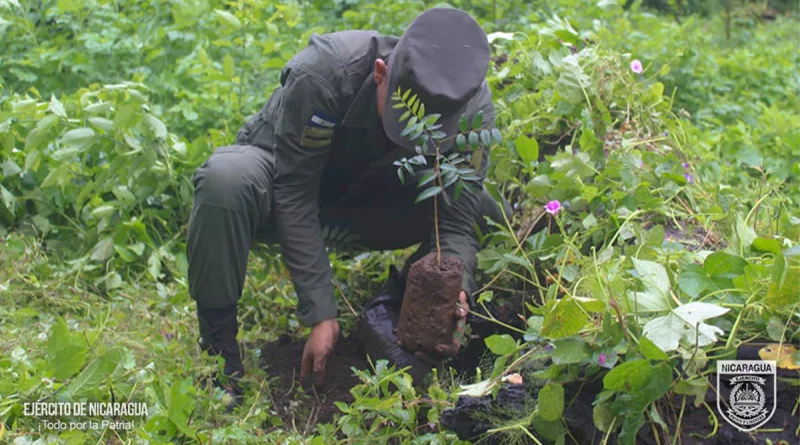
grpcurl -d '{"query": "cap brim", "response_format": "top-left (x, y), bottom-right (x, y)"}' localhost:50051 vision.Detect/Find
top-left (382, 65), bottom-right (463, 155)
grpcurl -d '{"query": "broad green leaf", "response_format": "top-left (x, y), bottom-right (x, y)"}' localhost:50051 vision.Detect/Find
top-left (603, 359), bottom-right (651, 392)
top-left (642, 364), bottom-right (673, 402)
top-left (551, 337), bottom-right (590, 364)
top-left (514, 135), bottom-right (539, 165)
top-left (541, 298), bottom-right (586, 339)
top-left (90, 237), bottom-right (114, 262)
top-left (642, 302), bottom-right (729, 352)
top-left (751, 237), bottom-right (781, 255)
top-left (145, 114), bottom-right (168, 139)
top-left (47, 318), bottom-right (88, 380)
top-left (49, 95), bottom-right (67, 118)
top-left (537, 383), bottom-right (564, 421)
top-left (704, 252), bottom-right (748, 279)
top-left (57, 127), bottom-right (95, 156)
top-left (88, 117), bottom-right (114, 132)
top-left (214, 9), bottom-right (242, 29)
top-left (484, 334), bottom-right (516, 356)
top-left (639, 336), bottom-right (669, 361)
top-left (593, 403), bottom-right (616, 433)
top-left (631, 258), bottom-right (670, 295)
top-left (677, 264), bottom-right (717, 298)
top-left (91, 205), bottom-right (115, 219)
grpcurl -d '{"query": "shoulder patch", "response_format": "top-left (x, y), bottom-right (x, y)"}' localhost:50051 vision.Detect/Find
top-left (309, 112), bottom-right (336, 128)
top-left (301, 112), bottom-right (336, 148)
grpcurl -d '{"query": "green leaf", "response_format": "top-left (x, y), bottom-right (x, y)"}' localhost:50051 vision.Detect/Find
top-left (417, 171), bottom-right (436, 187)
top-left (90, 237), bottom-right (114, 262)
top-left (632, 258), bottom-right (670, 295)
top-left (678, 264), bottom-right (717, 298)
top-left (491, 128), bottom-right (503, 144)
top-left (541, 298), bottom-right (586, 339)
top-left (57, 127), bottom-right (95, 156)
top-left (603, 359), bottom-right (651, 392)
top-left (704, 252), bottom-right (748, 279)
top-left (619, 413), bottom-right (645, 445)
top-left (642, 364), bottom-right (673, 402)
top-left (537, 383), bottom-right (564, 421)
top-left (223, 53), bottom-right (235, 77)
top-left (551, 337), bottom-right (590, 364)
top-left (399, 110), bottom-right (411, 122)
top-left (415, 186), bottom-right (442, 203)
top-left (593, 403), bottom-right (616, 433)
top-left (639, 336), bottom-right (669, 361)
top-left (48, 95), bottom-right (67, 118)
top-left (214, 9), bottom-right (242, 29)
top-left (91, 205), bottom-right (115, 219)
top-left (751, 237), bottom-right (781, 255)
top-left (471, 110), bottom-right (483, 130)
top-left (642, 302), bottom-right (729, 352)
top-left (484, 334), bottom-right (517, 356)
top-left (145, 114), bottom-right (168, 139)
top-left (468, 131), bottom-right (480, 148)
top-left (458, 115), bottom-right (469, 133)
top-left (480, 129), bottom-right (492, 147)
top-left (455, 134), bottom-right (467, 150)
top-left (47, 318), bottom-right (88, 380)
top-left (514, 135), bottom-right (539, 165)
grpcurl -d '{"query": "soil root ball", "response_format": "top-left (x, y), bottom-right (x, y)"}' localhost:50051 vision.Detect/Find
top-left (396, 252), bottom-right (463, 354)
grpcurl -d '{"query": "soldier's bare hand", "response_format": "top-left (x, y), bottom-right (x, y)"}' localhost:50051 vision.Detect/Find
top-left (300, 318), bottom-right (340, 387)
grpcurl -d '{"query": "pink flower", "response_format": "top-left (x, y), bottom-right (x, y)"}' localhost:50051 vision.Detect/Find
top-left (544, 200), bottom-right (561, 216)
top-left (630, 59), bottom-right (643, 74)
top-left (598, 353), bottom-right (607, 366)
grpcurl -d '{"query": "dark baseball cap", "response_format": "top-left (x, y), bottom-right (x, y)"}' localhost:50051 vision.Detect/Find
top-left (383, 8), bottom-right (490, 153)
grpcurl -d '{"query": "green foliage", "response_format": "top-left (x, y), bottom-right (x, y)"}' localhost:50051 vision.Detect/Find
top-left (1, 0), bottom-right (799, 443)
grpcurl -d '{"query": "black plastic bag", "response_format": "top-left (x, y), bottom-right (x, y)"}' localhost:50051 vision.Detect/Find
top-left (440, 384), bottom-right (531, 443)
top-left (355, 266), bottom-right (432, 384)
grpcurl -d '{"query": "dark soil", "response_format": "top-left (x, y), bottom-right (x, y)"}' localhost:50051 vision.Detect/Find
top-left (397, 252), bottom-right (463, 355)
top-left (258, 334), bottom-right (368, 428)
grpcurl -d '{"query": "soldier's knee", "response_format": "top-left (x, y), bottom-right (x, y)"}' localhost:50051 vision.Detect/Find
top-left (193, 146), bottom-right (273, 212)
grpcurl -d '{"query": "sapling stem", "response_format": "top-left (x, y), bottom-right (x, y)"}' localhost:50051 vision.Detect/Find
top-left (433, 142), bottom-right (442, 266)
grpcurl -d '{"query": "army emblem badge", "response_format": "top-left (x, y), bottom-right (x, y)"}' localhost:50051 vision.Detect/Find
top-left (717, 360), bottom-right (777, 432)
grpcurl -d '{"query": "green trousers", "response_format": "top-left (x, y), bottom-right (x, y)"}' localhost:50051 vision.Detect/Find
top-left (187, 144), bottom-right (509, 310)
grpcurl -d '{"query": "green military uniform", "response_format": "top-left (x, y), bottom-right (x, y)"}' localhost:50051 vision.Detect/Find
top-left (187, 29), bottom-right (508, 326)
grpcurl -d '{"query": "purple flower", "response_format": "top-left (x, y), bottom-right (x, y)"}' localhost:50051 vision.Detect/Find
top-left (664, 131), bottom-right (669, 137)
top-left (544, 200), bottom-right (561, 216)
top-left (684, 173), bottom-right (693, 184)
top-left (630, 59), bottom-right (643, 74)
top-left (598, 353), bottom-right (607, 366)
top-left (682, 162), bottom-right (690, 169)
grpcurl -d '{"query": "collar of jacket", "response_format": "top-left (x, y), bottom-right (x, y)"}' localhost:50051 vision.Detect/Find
top-left (340, 66), bottom-right (379, 129)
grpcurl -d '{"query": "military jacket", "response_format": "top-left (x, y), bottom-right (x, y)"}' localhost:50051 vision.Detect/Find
top-left (235, 30), bottom-right (496, 325)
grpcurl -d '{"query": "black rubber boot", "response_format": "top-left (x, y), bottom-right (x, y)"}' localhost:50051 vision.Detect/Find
top-left (197, 304), bottom-right (244, 411)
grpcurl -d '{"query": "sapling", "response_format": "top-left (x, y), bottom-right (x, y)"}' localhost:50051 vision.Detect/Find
top-left (390, 86), bottom-right (502, 357)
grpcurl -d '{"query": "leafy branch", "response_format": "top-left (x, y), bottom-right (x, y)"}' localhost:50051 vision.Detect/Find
top-left (390, 86), bottom-right (502, 266)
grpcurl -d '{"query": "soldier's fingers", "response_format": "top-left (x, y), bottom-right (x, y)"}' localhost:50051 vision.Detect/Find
top-left (313, 352), bottom-right (329, 387)
top-left (455, 291), bottom-right (469, 319)
top-left (300, 344), bottom-right (313, 380)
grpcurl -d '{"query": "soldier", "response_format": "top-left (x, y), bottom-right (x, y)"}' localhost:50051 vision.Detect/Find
top-left (187, 7), bottom-right (509, 408)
